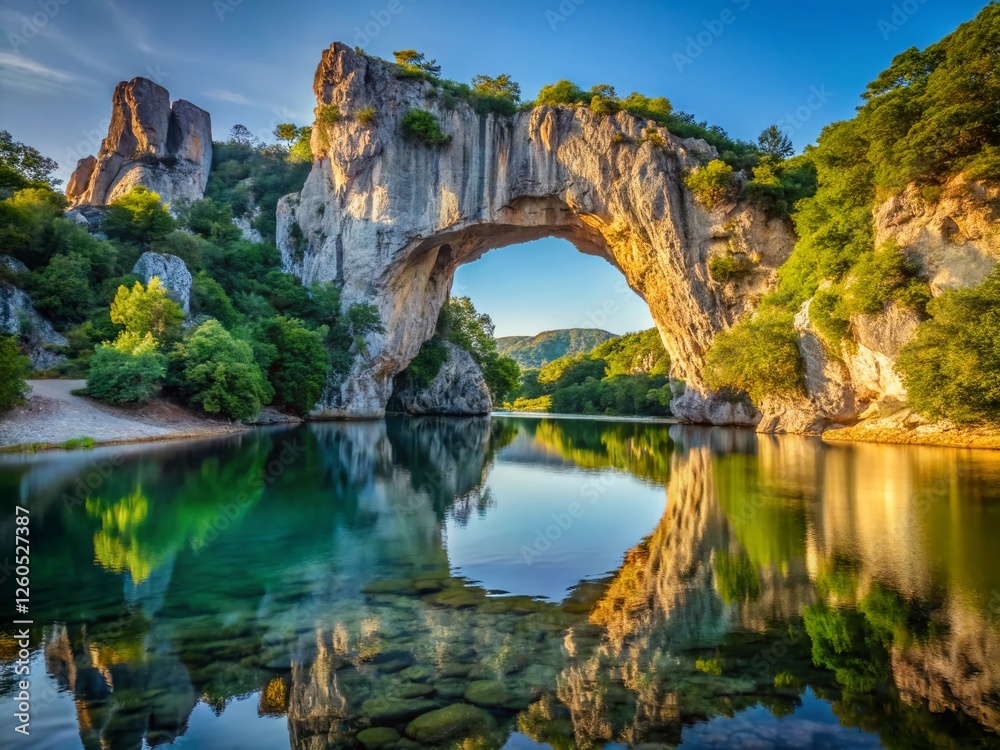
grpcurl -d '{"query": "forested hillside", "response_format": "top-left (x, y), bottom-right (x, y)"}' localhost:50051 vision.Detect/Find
top-left (506, 328), bottom-right (673, 416)
top-left (497, 328), bottom-right (615, 368)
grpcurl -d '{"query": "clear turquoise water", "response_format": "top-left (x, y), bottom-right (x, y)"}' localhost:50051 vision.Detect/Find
top-left (1, 416), bottom-right (1000, 749)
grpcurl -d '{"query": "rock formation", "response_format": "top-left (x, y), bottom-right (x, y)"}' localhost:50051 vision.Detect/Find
top-left (390, 342), bottom-right (492, 415)
top-left (278, 43), bottom-right (794, 422)
top-left (132, 252), bottom-right (193, 314)
top-left (760, 176), bottom-right (1000, 432)
top-left (66, 78), bottom-right (211, 208)
top-left (0, 255), bottom-right (67, 369)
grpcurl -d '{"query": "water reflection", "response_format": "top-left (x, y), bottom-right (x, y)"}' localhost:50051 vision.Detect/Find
top-left (0, 417), bottom-right (998, 748)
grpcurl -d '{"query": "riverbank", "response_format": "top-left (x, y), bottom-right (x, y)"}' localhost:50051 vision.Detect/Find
top-left (492, 410), bottom-right (678, 424)
top-left (0, 380), bottom-right (252, 451)
top-left (822, 409), bottom-right (1000, 450)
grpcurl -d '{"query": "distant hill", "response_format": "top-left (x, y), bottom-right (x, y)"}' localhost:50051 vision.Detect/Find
top-left (497, 328), bottom-right (616, 369)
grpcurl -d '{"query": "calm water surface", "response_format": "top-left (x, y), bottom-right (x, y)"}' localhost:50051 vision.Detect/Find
top-left (1, 416), bottom-right (1000, 749)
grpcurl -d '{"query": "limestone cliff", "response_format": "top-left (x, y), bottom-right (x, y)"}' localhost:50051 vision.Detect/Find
top-left (277, 43), bottom-right (795, 422)
top-left (67, 78), bottom-right (211, 208)
top-left (761, 176), bottom-right (1000, 434)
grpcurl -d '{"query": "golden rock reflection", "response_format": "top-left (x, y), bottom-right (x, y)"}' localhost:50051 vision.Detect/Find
top-left (4, 419), bottom-right (1000, 748)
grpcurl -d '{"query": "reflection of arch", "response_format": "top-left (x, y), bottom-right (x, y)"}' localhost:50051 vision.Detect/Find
top-left (281, 44), bottom-right (795, 422)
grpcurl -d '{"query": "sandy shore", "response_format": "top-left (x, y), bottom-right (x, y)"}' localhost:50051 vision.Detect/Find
top-left (0, 380), bottom-right (249, 450)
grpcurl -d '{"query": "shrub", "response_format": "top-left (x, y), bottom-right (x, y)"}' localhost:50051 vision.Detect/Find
top-left (708, 254), bottom-right (751, 283)
top-left (102, 187), bottom-right (175, 245)
top-left (357, 106), bottom-right (377, 126)
top-left (704, 308), bottom-right (803, 405)
top-left (896, 270), bottom-right (1000, 423)
top-left (0, 335), bottom-right (30, 411)
top-left (640, 127), bottom-right (666, 148)
top-left (404, 339), bottom-right (450, 387)
top-left (842, 241), bottom-right (922, 316)
top-left (87, 343), bottom-right (167, 404)
top-left (695, 658), bottom-right (724, 676)
top-left (60, 436), bottom-right (96, 449)
top-left (685, 160), bottom-right (736, 208)
top-left (400, 109), bottom-right (450, 146)
top-left (590, 94), bottom-right (620, 117)
top-left (316, 104), bottom-right (341, 127)
top-left (171, 319), bottom-right (273, 421)
top-left (191, 271), bottom-right (242, 328)
top-left (536, 79), bottom-right (586, 105)
top-left (809, 289), bottom-right (851, 348)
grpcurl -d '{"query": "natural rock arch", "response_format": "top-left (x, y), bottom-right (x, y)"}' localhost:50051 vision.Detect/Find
top-left (278, 43), bottom-right (795, 423)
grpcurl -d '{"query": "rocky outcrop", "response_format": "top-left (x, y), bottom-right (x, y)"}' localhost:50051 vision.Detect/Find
top-left (67, 78), bottom-right (211, 209)
top-left (759, 176), bottom-right (998, 434)
top-left (0, 256), bottom-right (67, 370)
top-left (875, 176), bottom-right (1000, 295)
top-left (65, 205), bottom-right (109, 236)
top-left (391, 342), bottom-right (492, 415)
top-left (132, 252), bottom-right (193, 314)
top-left (279, 43), bottom-right (794, 420)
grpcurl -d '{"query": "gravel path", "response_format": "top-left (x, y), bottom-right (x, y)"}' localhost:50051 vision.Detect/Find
top-left (0, 380), bottom-right (246, 448)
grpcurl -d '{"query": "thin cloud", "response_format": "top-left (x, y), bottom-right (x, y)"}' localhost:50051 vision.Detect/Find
top-left (205, 88), bottom-right (254, 105)
top-left (0, 52), bottom-right (85, 91)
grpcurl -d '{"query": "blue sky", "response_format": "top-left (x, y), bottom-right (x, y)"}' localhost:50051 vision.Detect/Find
top-left (0, 0), bottom-right (988, 336)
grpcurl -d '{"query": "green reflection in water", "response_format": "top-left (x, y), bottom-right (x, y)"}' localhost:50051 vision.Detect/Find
top-left (0, 419), bottom-right (999, 750)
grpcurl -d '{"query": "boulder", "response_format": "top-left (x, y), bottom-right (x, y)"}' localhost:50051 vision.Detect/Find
top-left (404, 703), bottom-right (497, 745)
top-left (67, 77), bottom-right (212, 209)
top-left (0, 256), bottom-right (67, 370)
top-left (391, 342), bottom-right (492, 415)
top-left (132, 252), bottom-right (193, 313)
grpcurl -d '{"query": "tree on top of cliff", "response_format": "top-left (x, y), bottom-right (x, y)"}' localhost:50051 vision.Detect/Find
top-left (757, 125), bottom-right (794, 160)
top-left (393, 49), bottom-right (440, 76)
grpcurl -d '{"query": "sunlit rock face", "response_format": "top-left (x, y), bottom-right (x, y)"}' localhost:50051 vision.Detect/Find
top-left (66, 77), bottom-right (211, 208)
top-left (278, 43), bottom-right (795, 423)
top-left (132, 251), bottom-right (193, 314)
top-left (761, 176), bottom-right (1000, 433)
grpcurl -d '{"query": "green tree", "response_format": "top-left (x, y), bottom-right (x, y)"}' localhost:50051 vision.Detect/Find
top-left (757, 125), bottom-right (794, 160)
top-left (0, 130), bottom-right (60, 195)
top-left (191, 271), bottom-right (242, 327)
top-left (31, 252), bottom-right (94, 319)
top-left (704, 308), bottom-right (803, 405)
top-left (171, 319), bottom-right (273, 420)
top-left (393, 49), bottom-right (440, 76)
top-left (439, 297), bottom-right (520, 403)
top-left (102, 187), bottom-right (176, 246)
top-left (536, 79), bottom-right (586, 105)
top-left (0, 335), bottom-right (30, 411)
top-left (274, 123), bottom-right (298, 146)
top-left (289, 126), bottom-right (313, 163)
top-left (471, 73), bottom-right (521, 102)
top-left (87, 336), bottom-right (167, 404)
top-left (253, 315), bottom-right (330, 414)
top-left (897, 269), bottom-right (1000, 423)
top-left (110, 277), bottom-right (184, 347)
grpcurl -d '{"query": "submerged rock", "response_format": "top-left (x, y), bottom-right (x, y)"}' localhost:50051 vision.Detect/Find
top-left (356, 727), bottom-right (400, 749)
top-left (360, 696), bottom-right (438, 725)
top-left (404, 703), bottom-right (497, 745)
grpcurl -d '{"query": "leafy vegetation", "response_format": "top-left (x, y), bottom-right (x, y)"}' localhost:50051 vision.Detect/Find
top-left (896, 269), bottom-right (1000, 423)
top-left (400, 109), bottom-right (450, 146)
top-left (704, 4), bottom-right (1000, 407)
top-left (704, 309), bottom-right (802, 404)
top-left (1, 129), bottom-right (380, 421)
top-left (0, 334), bottom-right (30, 411)
top-left (685, 160), bottom-right (736, 208)
top-left (508, 328), bottom-right (673, 416)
